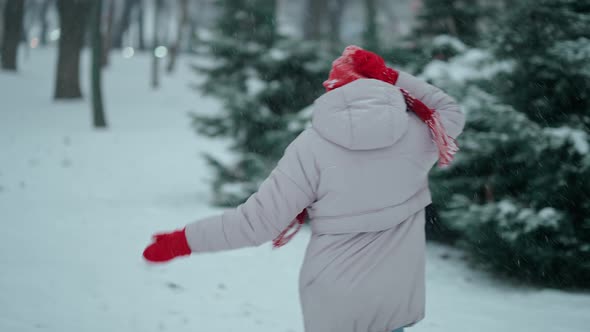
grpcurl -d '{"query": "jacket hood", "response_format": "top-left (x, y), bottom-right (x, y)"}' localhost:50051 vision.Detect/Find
top-left (312, 79), bottom-right (408, 150)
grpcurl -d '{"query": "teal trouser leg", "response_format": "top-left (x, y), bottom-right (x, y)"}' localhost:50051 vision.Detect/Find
top-left (392, 329), bottom-right (404, 332)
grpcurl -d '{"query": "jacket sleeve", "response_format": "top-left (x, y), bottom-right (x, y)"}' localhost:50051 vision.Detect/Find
top-left (396, 70), bottom-right (466, 139)
top-left (184, 131), bottom-right (318, 253)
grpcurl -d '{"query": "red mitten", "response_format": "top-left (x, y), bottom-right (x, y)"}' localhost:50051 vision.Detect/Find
top-left (142, 228), bottom-right (192, 263)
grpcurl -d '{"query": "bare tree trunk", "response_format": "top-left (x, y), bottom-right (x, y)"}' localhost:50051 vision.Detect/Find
top-left (39, 0), bottom-right (54, 46)
top-left (445, 16), bottom-right (458, 36)
top-left (137, 0), bottom-right (145, 50)
top-left (101, 0), bottom-right (115, 67)
top-left (380, 0), bottom-right (402, 37)
top-left (22, 0), bottom-right (37, 42)
top-left (188, 16), bottom-right (197, 53)
top-left (166, 0), bottom-right (188, 73)
top-left (327, 0), bottom-right (348, 47)
top-left (91, 0), bottom-right (107, 128)
top-left (160, 2), bottom-right (170, 47)
top-left (1, 0), bottom-right (24, 71)
top-left (188, 0), bottom-right (206, 52)
top-left (54, 0), bottom-right (91, 99)
top-left (112, 0), bottom-right (137, 49)
top-left (363, 0), bottom-right (379, 51)
top-left (151, 0), bottom-right (162, 89)
top-left (484, 183), bottom-right (494, 202)
top-left (0, 0), bottom-right (5, 51)
top-left (302, 0), bottom-right (328, 40)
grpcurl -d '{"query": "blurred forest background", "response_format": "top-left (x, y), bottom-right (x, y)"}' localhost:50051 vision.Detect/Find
top-left (1, 0), bottom-right (589, 291)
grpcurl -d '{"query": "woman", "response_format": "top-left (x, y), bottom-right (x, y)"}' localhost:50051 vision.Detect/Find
top-left (143, 46), bottom-right (465, 332)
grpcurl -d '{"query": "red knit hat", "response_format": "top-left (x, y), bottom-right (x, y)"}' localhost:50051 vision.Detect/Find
top-left (323, 45), bottom-right (458, 167)
top-left (323, 45), bottom-right (399, 91)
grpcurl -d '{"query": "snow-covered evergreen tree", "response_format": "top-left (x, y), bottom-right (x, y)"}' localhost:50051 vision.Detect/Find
top-left (192, 0), bottom-right (332, 206)
top-left (492, 0), bottom-right (590, 128)
top-left (425, 0), bottom-right (590, 287)
top-left (396, 0), bottom-right (499, 77)
top-left (413, 0), bottom-right (496, 46)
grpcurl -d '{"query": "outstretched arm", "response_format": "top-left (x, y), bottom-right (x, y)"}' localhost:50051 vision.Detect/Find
top-left (185, 134), bottom-right (318, 252)
top-left (143, 131), bottom-right (318, 262)
top-left (395, 70), bottom-right (465, 139)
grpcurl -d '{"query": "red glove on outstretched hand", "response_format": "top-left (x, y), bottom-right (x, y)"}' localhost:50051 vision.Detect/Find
top-left (142, 228), bottom-right (192, 263)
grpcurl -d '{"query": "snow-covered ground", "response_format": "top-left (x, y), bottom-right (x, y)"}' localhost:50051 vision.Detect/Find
top-left (1, 48), bottom-right (589, 332)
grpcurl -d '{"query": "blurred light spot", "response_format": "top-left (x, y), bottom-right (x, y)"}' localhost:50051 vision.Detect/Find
top-left (49, 29), bottom-right (60, 41)
top-left (122, 47), bottom-right (135, 58)
top-left (154, 46), bottom-right (168, 58)
top-left (30, 37), bottom-right (39, 48)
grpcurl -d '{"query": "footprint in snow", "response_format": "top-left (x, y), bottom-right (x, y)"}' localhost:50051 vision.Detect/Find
top-left (61, 158), bottom-right (72, 168)
top-left (166, 282), bottom-right (184, 291)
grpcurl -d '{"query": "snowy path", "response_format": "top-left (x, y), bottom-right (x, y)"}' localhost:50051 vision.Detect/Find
top-left (1, 49), bottom-right (589, 332)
